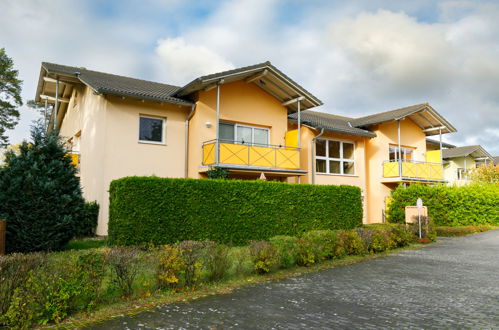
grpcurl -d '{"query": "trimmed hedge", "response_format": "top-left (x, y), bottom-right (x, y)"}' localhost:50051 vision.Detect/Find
top-left (108, 177), bottom-right (363, 246)
top-left (387, 184), bottom-right (499, 226)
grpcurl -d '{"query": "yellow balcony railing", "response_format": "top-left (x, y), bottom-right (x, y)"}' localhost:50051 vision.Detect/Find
top-left (202, 140), bottom-right (300, 170)
top-left (383, 160), bottom-right (443, 181)
top-left (67, 152), bottom-right (79, 170)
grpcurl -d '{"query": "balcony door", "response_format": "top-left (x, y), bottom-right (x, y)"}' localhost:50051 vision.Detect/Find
top-left (389, 145), bottom-right (414, 161)
top-left (220, 122), bottom-right (269, 146)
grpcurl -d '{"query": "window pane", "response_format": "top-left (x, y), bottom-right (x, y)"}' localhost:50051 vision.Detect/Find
top-left (389, 145), bottom-right (398, 161)
top-left (236, 126), bottom-right (252, 144)
top-left (329, 141), bottom-right (340, 158)
top-left (404, 148), bottom-right (413, 161)
top-left (316, 139), bottom-right (326, 156)
top-left (343, 161), bottom-right (355, 175)
top-left (343, 143), bottom-right (354, 159)
top-left (329, 160), bottom-right (341, 174)
top-left (139, 117), bottom-right (163, 142)
top-left (316, 159), bottom-right (326, 173)
top-left (220, 123), bottom-right (234, 142)
top-left (253, 128), bottom-right (268, 145)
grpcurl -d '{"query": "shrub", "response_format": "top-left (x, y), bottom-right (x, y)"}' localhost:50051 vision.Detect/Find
top-left (435, 225), bottom-right (492, 237)
top-left (301, 230), bottom-right (338, 260)
top-left (269, 235), bottom-right (299, 269)
top-left (178, 240), bottom-right (204, 288)
top-left (369, 228), bottom-right (396, 253)
top-left (334, 230), bottom-right (365, 256)
top-left (74, 201), bottom-right (99, 238)
top-left (105, 247), bottom-right (141, 297)
top-left (157, 245), bottom-right (185, 290)
top-left (389, 225), bottom-right (416, 247)
top-left (202, 241), bottom-right (230, 282)
top-left (0, 252), bottom-right (46, 317)
top-left (387, 183), bottom-right (499, 226)
top-left (355, 228), bottom-right (374, 253)
top-left (0, 127), bottom-right (85, 253)
top-left (206, 167), bottom-right (229, 179)
top-left (72, 250), bottom-right (106, 311)
top-left (108, 177), bottom-right (363, 246)
top-left (248, 241), bottom-right (278, 274)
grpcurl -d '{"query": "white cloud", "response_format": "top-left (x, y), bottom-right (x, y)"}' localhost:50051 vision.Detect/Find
top-left (155, 37), bottom-right (234, 84)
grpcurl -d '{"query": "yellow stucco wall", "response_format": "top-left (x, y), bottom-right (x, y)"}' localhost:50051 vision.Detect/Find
top-left (59, 87), bottom-right (189, 235)
top-left (188, 80), bottom-right (290, 178)
top-left (365, 119), bottom-right (428, 223)
top-left (444, 156), bottom-right (476, 185)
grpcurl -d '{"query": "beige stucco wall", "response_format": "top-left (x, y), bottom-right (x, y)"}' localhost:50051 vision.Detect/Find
top-left (187, 80), bottom-right (289, 178)
top-left (59, 87), bottom-right (189, 235)
top-left (444, 156), bottom-right (476, 186)
top-left (365, 119), bottom-right (428, 223)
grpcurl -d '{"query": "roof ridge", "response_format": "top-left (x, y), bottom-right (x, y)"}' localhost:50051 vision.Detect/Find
top-left (353, 103), bottom-right (428, 121)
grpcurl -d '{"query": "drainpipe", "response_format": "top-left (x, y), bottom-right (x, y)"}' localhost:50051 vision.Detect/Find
top-left (297, 99), bottom-right (301, 184)
top-left (185, 103), bottom-right (196, 178)
top-left (311, 128), bottom-right (325, 185)
top-left (44, 98), bottom-right (48, 130)
top-left (397, 119), bottom-right (402, 178)
top-left (53, 78), bottom-right (59, 131)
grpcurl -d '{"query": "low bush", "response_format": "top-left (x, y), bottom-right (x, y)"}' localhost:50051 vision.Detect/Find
top-left (75, 201), bottom-right (99, 238)
top-left (269, 235), bottom-right (299, 269)
top-left (369, 228), bottom-right (396, 253)
top-left (435, 225), bottom-right (492, 237)
top-left (202, 241), bottom-right (230, 282)
top-left (157, 245), bottom-right (185, 290)
top-left (178, 240), bottom-right (204, 288)
top-left (105, 247), bottom-right (141, 297)
top-left (249, 241), bottom-right (279, 274)
top-left (334, 230), bottom-right (365, 256)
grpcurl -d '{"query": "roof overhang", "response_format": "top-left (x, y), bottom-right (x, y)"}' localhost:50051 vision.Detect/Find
top-left (443, 146), bottom-right (493, 160)
top-left (400, 104), bottom-right (457, 136)
top-left (174, 62), bottom-right (323, 112)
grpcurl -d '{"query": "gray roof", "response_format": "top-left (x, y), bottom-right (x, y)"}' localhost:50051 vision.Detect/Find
top-left (174, 61), bottom-right (323, 112)
top-left (493, 156), bottom-right (499, 165)
top-left (442, 145), bottom-right (493, 159)
top-left (426, 138), bottom-right (455, 149)
top-left (39, 62), bottom-right (192, 105)
top-left (288, 111), bottom-right (376, 138)
top-left (351, 103), bottom-right (457, 135)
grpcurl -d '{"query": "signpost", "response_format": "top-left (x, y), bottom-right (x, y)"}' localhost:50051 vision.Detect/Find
top-left (416, 198), bottom-right (423, 239)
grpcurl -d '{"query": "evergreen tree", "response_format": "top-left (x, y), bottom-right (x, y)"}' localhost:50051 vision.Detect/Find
top-left (0, 123), bottom-right (85, 253)
top-left (0, 48), bottom-right (23, 147)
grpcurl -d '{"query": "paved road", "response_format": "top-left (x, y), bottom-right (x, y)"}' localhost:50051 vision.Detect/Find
top-left (89, 230), bottom-right (499, 329)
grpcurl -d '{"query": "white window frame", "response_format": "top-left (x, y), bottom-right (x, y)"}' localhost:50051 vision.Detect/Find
top-left (389, 145), bottom-right (414, 162)
top-left (316, 139), bottom-right (355, 176)
top-left (138, 115), bottom-right (166, 145)
top-left (457, 168), bottom-right (467, 180)
top-left (220, 122), bottom-right (270, 146)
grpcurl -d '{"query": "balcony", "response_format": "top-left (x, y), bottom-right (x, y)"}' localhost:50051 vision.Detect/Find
top-left (202, 139), bottom-right (302, 172)
top-left (382, 160), bottom-right (444, 182)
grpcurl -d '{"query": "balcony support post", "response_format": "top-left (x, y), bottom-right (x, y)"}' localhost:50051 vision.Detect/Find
top-left (297, 99), bottom-right (301, 183)
top-left (397, 119), bottom-right (402, 178)
top-left (44, 98), bottom-right (48, 130)
top-left (53, 78), bottom-right (59, 131)
top-left (439, 127), bottom-right (443, 164)
top-left (215, 82), bottom-right (221, 165)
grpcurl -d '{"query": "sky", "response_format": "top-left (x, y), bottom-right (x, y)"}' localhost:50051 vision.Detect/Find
top-left (1, 0), bottom-right (499, 155)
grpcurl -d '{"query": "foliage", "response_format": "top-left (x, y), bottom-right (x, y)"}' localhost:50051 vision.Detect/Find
top-left (269, 235), bottom-right (299, 268)
top-left (0, 125), bottom-right (85, 253)
top-left (435, 225), bottom-right (492, 237)
top-left (469, 163), bottom-right (499, 184)
top-left (74, 201), bottom-right (99, 238)
top-left (105, 247), bottom-right (141, 297)
top-left (109, 177), bottom-right (363, 246)
top-left (0, 48), bottom-right (23, 148)
top-left (369, 228), bottom-right (396, 253)
top-left (301, 230), bottom-right (338, 261)
top-left (202, 241), bottom-right (230, 282)
top-left (157, 245), bottom-right (185, 289)
top-left (248, 241), bottom-right (279, 274)
top-left (178, 240), bottom-right (204, 287)
top-left (206, 166), bottom-right (229, 179)
top-left (386, 183), bottom-right (499, 226)
top-left (334, 230), bottom-right (366, 256)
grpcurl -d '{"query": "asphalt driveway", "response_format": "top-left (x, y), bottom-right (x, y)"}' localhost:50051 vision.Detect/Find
top-left (89, 230), bottom-right (499, 329)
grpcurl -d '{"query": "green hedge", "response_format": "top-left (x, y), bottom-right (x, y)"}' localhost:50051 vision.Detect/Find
top-left (387, 184), bottom-right (499, 226)
top-left (108, 177), bottom-right (363, 246)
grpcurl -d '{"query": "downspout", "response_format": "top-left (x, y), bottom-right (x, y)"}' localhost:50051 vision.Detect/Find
top-left (311, 128), bottom-right (325, 184)
top-left (53, 78), bottom-right (59, 131)
top-left (44, 99), bottom-right (48, 130)
top-left (297, 99), bottom-right (301, 184)
top-left (184, 103), bottom-right (196, 178)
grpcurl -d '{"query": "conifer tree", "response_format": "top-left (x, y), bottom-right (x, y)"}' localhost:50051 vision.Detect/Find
top-left (0, 123), bottom-right (85, 253)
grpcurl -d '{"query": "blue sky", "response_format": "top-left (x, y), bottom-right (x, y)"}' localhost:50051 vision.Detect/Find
top-left (1, 0), bottom-right (499, 155)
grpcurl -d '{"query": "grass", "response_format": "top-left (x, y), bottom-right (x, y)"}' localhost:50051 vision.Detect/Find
top-left (62, 237), bottom-right (108, 250)
top-left (48, 243), bottom-right (427, 329)
top-left (435, 225), bottom-right (496, 237)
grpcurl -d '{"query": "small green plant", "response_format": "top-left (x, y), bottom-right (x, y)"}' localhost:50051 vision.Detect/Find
top-left (334, 230), bottom-right (365, 256)
top-left (178, 240), bottom-right (204, 288)
top-left (202, 241), bottom-right (230, 282)
top-left (206, 167), bottom-right (229, 179)
top-left (157, 245), bottom-right (185, 289)
top-left (248, 241), bottom-right (278, 274)
top-left (369, 228), bottom-right (396, 253)
top-left (269, 235), bottom-right (299, 268)
top-left (301, 230), bottom-right (337, 260)
top-left (105, 246), bottom-right (141, 297)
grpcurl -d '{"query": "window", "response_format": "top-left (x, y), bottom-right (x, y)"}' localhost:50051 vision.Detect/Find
top-left (389, 145), bottom-right (414, 161)
top-left (139, 116), bottom-right (165, 144)
top-left (219, 122), bottom-right (269, 146)
top-left (457, 168), bottom-right (467, 180)
top-left (316, 139), bottom-right (355, 175)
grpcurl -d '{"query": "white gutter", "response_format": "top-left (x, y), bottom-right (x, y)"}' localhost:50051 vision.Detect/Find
top-left (311, 128), bottom-right (325, 184)
top-left (185, 103), bottom-right (196, 178)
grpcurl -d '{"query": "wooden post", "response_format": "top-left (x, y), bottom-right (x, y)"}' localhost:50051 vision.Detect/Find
top-left (0, 219), bottom-right (6, 256)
